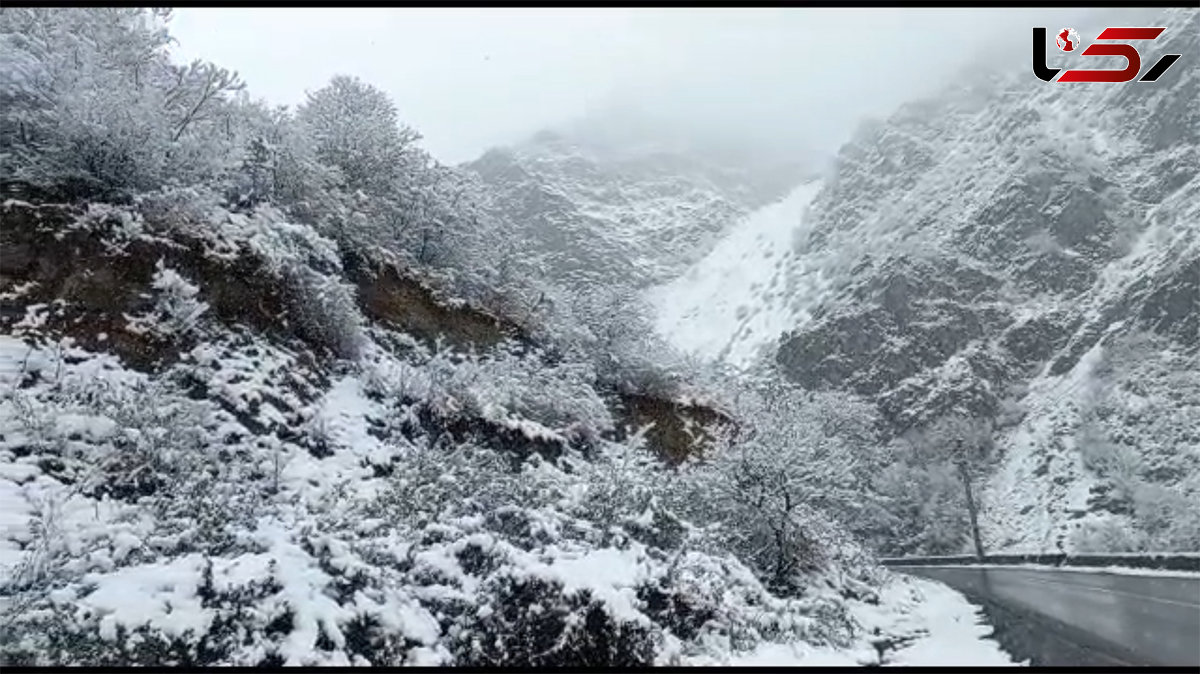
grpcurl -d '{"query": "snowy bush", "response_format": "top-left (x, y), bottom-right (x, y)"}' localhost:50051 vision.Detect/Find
top-left (1131, 481), bottom-right (1200, 550)
top-left (0, 326), bottom-right (891, 668)
top-left (454, 347), bottom-right (614, 441)
top-left (1070, 517), bottom-right (1144, 553)
top-left (124, 260), bottom-right (209, 340)
top-left (283, 266), bottom-right (366, 361)
top-left (873, 459), bottom-right (970, 556)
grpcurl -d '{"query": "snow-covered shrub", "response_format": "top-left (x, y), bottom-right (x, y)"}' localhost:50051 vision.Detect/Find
top-left (7, 488), bottom-right (69, 592)
top-left (359, 346), bottom-right (431, 403)
top-left (369, 341), bottom-right (614, 445)
top-left (0, 554), bottom-right (294, 666)
top-left (0, 343), bottom-right (273, 599)
top-left (1131, 481), bottom-right (1200, 550)
top-left (0, 326), bottom-right (891, 667)
top-left (217, 205), bottom-right (344, 277)
top-left (375, 442), bottom-right (519, 531)
top-left (452, 570), bottom-right (659, 667)
top-left (283, 266), bottom-right (366, 361)
top-left (134, 186), bottom-right (227, 240)
top-left (872, 459), bottom-right (969, 556)
top-left (373, 461), bottom-right (859, 665)
top-left (456, 347), bottom-right (614, 441)
top-left (124, 260), bottom-right (209, 340)
top-left (536, 280), bottom-right (693, 400)
top-left (1078, 426), bottom-right (1143, 505)
top-left (564, 432), bottom-right (702, 554)
top-left (69, 202), bottom-right (153, 244)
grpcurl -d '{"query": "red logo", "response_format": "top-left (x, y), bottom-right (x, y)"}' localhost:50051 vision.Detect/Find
top-left (1056, 28), bottom-right (1080, 52)
top-left (1033, 26), bottom-right (1182, 83)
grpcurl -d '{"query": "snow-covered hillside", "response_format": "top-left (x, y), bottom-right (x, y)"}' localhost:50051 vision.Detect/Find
top-left (466, 118), bottom-right (814, 290)
top-left (649, 180), bottom-right (825, 368)
top-left (0, 195), bottom-right (1015, 668)
top-left (0, 8), bottom-right (1024, 666)
top-left (652, 8), bottom-right (1199, 556)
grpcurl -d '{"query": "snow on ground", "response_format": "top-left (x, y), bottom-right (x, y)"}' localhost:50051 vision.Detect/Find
top-left (725, 640), bottom-right (869, 666)
top-left (858, 575), bottom-right (1024, 667)
top-left (648, 180), bottom-right (823, 369)
top-left (535, 544), bottom-right (653, 625)
top-left (681, 573), bottom-right (1022, 666)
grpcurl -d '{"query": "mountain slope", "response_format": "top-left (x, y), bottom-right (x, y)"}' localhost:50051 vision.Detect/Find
top-left (466, 116), bottom-right (813, 290)
top-left (648, 180), bottom-right (824, 367)
top-left (657, 8), bottom-right (1199, 554)
top-left (0, 8), bottom-right (1017, 665)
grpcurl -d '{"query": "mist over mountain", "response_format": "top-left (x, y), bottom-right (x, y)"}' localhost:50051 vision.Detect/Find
top-left (466, 109), bottom-right (816, 289)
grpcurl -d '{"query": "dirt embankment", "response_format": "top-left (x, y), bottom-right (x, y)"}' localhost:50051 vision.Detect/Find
top-left (611, 392), bottom-right (737, 465)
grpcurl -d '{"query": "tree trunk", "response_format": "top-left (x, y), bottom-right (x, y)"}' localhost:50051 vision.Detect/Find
top-left (958, 461), bottom-right (986, 559)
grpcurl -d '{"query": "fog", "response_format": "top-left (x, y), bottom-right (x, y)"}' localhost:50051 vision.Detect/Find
top-left (168, 7), bottom-right (1159, 165)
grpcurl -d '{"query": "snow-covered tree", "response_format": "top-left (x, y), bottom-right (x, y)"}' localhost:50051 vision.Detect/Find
top-left (0, 8), bottom-right (244, 196)
top-left (296, 75), bottom-right (422, 197)
top-left (673, 381), bottom-right (882, 592)
top-left (912, 414), bottom-right (996, 558)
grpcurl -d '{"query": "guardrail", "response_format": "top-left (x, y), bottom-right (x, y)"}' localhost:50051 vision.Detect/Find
top-left (880, 551), bottom-right (1200, 572)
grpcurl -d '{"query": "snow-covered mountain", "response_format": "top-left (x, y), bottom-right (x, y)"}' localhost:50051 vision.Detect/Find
top-left (655, 8), bottom-right (1199, 554)
top-left (1, 9), bottom-right (1024, 666)
top-left (465, 113), bottom-right (815, 290)
top-left (3, 6), bottom-right (1194, 667)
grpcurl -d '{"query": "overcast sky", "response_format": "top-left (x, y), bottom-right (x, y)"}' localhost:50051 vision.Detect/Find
top-left (167, 7), bottom-right (1154, 165)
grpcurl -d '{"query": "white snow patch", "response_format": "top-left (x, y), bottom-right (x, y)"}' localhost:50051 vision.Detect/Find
top-left (79, 554), bottom-right (212, 640)
top-left (526, 544), bottom-right (654, 625)
top-left (649, 180), bottom-right (823, 368)
top-left (309, 375), bottom-right (382, 456)
top-left (868, 576), bottom-right (1023, 666)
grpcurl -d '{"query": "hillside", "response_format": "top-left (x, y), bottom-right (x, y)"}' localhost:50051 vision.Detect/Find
top-left (0, 7), bottom-right (1018, 667)
top-left (465, 114), bottom-right (813, 290)
top-left (655, 9), bottom-right (1199, 556)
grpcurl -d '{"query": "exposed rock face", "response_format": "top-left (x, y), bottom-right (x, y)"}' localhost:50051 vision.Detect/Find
top-left (1, 201), bottom-right (296, 371)
top-left (0, 201), bottom-right (523, 369)
top-left (342, 250), bottom-right (523, 351)
top-left (634, 9), bottom-right (1199, 551)
top-left (772, 11), bottom-right (1198, 437)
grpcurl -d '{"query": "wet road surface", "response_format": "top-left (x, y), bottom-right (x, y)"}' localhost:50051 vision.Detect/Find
top-left (891, 565), bottom-right (1200, 666)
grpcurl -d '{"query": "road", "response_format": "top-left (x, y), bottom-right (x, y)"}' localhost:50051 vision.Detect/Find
top-left (890, 565), bottom-right (1200, 666)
